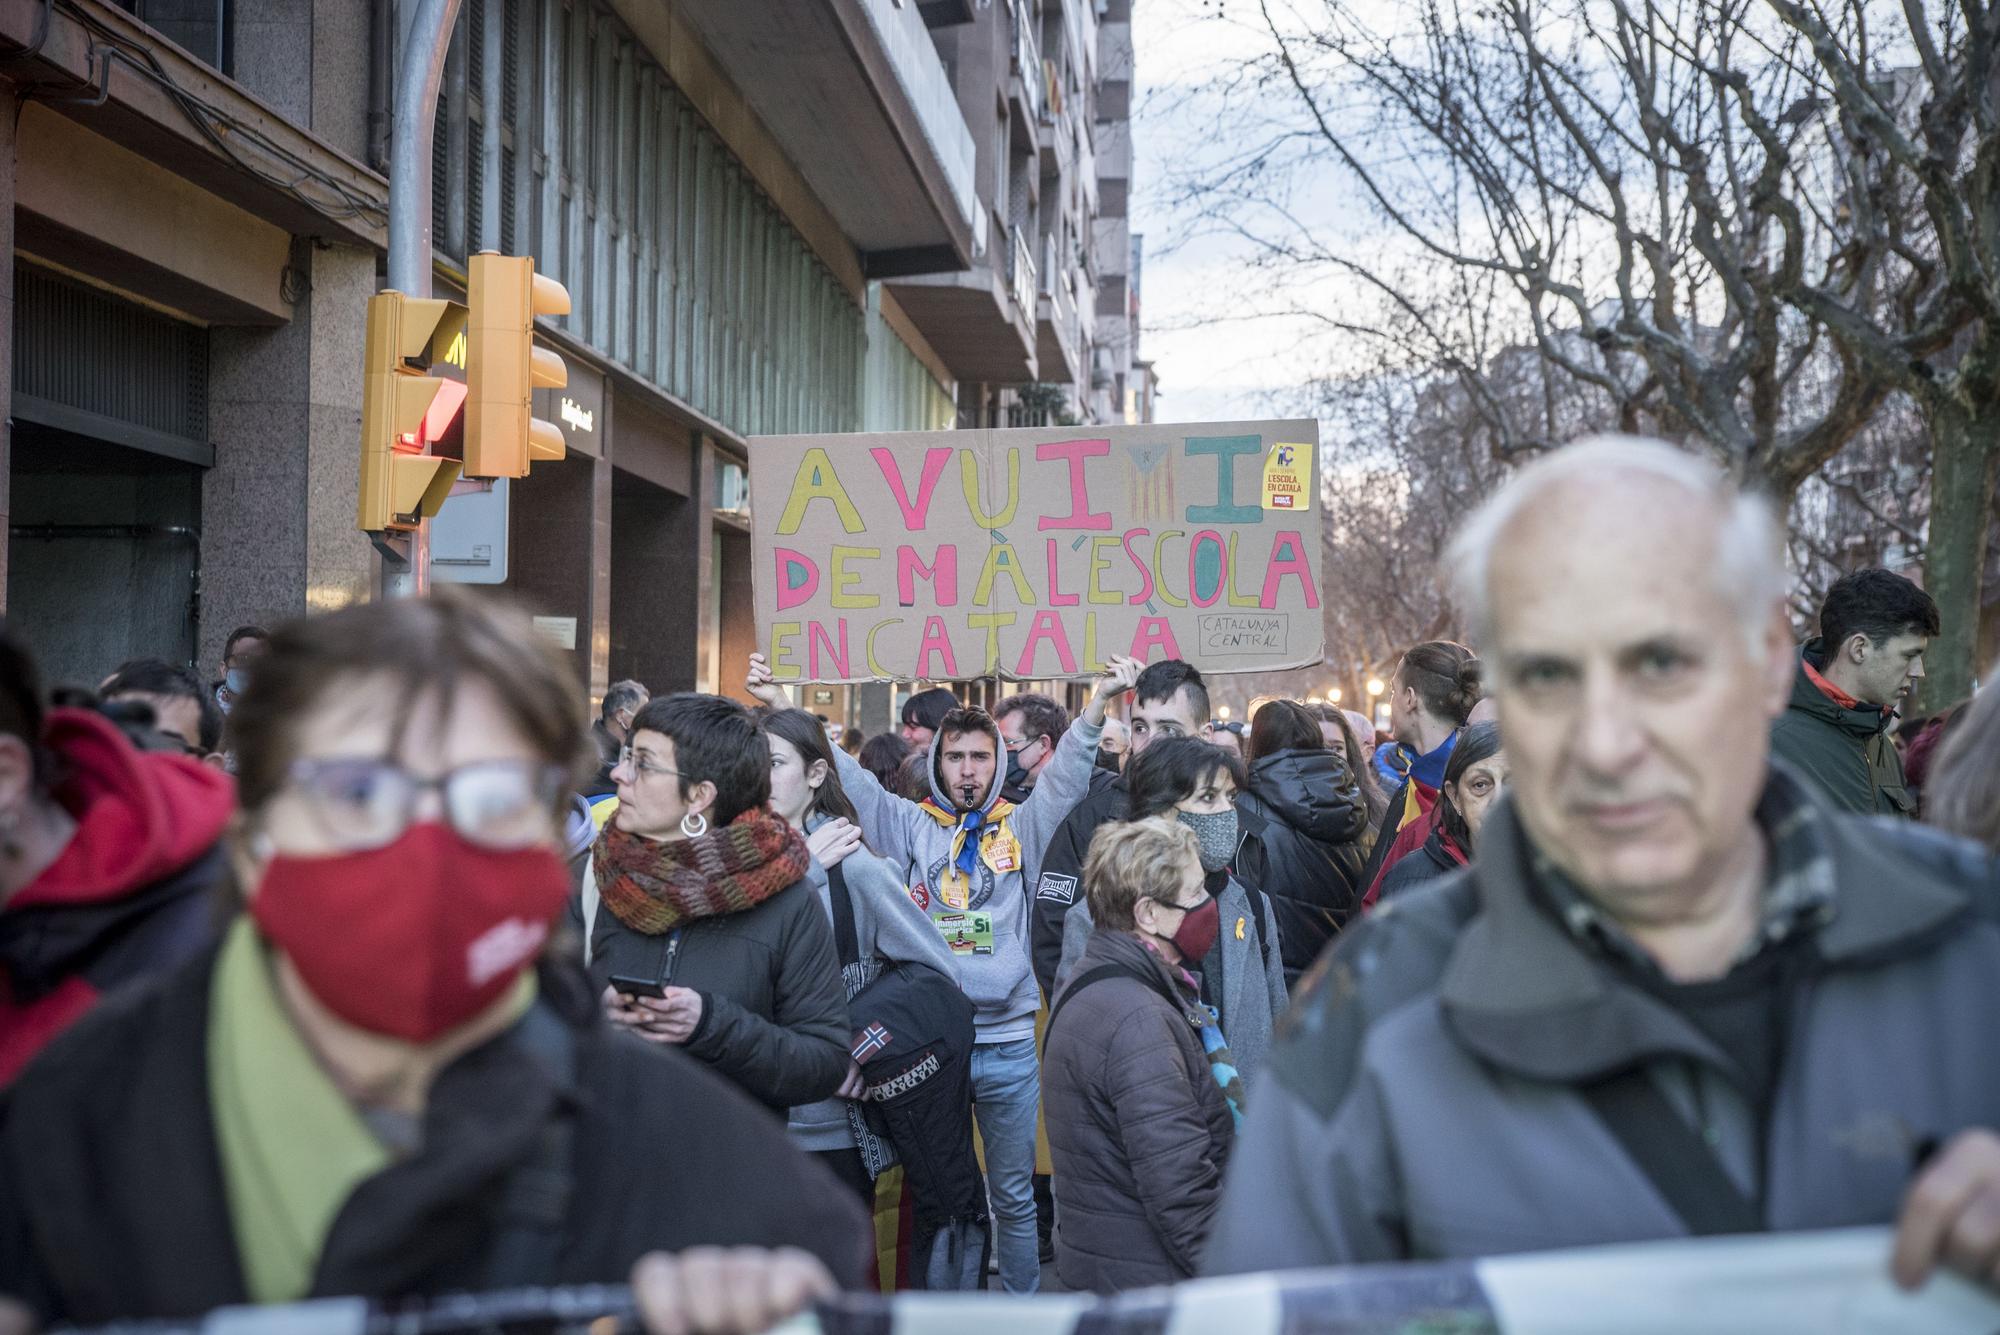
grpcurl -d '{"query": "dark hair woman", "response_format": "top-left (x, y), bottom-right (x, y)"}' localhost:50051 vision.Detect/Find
top-left (1309, 701), bottom-right (1389, 841)
top-left (859, 730), bottom-right (911, 794)
top-left (1377, 722), bottom-right (1508, 901)
top-left (761, 709), bottom-right (955, 1200)
top-left (1233, 700), bottom-right (1368, 986)
top-left (0, 625), bottom-right (233, 1089)
top-left (0, 592), bottom-right (868, 1327)
top-left (1056, 736), bottom-right (1288, 1082)
top-left (585, 693), bottom-right (852, 1117)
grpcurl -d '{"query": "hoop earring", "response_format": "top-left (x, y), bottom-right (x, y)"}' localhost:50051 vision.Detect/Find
top-left (680, 811), bottom-right (709, 839)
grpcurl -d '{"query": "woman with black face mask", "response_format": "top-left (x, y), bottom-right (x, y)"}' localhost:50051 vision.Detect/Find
top-left (1053, 736), bottom-right (1288, 1083)
top-left (1041, 816), bottom-right (1237, 1293)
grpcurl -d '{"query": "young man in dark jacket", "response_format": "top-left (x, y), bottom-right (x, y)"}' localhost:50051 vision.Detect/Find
top-left (1771, 568), bottom-right (1938, 817)
top-left (1030, 659), bottom-right (1212, 999)
top-left (1, 645), bottom-right (233, 1088)
top-left (1206, 439), bottom-right (2000, 1299)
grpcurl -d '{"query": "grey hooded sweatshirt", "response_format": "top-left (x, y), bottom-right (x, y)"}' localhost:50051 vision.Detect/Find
top-left (835, 711), bottom-right (1103, 1044)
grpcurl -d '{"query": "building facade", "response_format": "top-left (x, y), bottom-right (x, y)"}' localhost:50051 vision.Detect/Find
top-left (0, 0), bottom-right (1143, 726)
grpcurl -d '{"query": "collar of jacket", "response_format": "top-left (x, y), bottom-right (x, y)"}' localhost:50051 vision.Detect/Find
top-left (1789, 640), bottom-right (1892, 736)
top-left (1433, 772), bottom-right (1970, 1084)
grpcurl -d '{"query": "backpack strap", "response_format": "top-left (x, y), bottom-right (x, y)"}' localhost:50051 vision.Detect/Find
top-left (1234, 877), bottom-right (1274, 975)
top-left (825, 861), bottom-right (862, 970)
top-left (1581, 1067), bottom-right (1761, 1237)
top-left (1044, 960), bottom-right (1177, 1054)
top-left (481, 1004), bottom-right (580, 1286)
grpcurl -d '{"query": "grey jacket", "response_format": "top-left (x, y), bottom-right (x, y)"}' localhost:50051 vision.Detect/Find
top-left (1044, 928), bottom-right (1233, 1293)
top-left (1204, 773), bottom-right (2000, 1272)
top-left (787, 824), bottom-right (958, 1161)
top-left (834, 713), bottom-right (1103, 1043)
top-left (1057, 873), bottom-right (1288, 1084)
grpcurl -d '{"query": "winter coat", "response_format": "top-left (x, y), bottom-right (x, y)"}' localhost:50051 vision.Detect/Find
top-left (833, 713), bottom-right (1103, 1044)
top-left (788, 821), bottom-right (957, 1163)
top-left (0, 949), bottom-right (870, 1326)
top-left (1056, 870), bottom-right (1287, 1083)
top-left (1770, 641), bottom-right (1914, 817)
top-left (1374, 827), bottom-right (1464, 902)
top-left (0, 708), bottom-right (234, 1087)
top-left (1202, 773), bottom-right (2000, 1273)
top-left (1233, 748), bottom-right (1368, 982)
top-left (1044, 928), bottom-right (1233, 1293)
top-left (1028, 770), bottom-right (1126, 998)
top-left (584, 865), bottom-right (850, 1114)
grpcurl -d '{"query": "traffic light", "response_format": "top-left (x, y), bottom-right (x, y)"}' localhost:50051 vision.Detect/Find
top-left (357, 292), bottom-right (468, 534)
top-left (463, 251), bottom-right (571, 478)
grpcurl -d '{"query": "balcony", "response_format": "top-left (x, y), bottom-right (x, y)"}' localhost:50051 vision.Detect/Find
top-left (657, 0), bottom-right (978, 272)
top-left (1008, 0), bottom-right (1043, 146)
top-left (886, 217), bottom-right (1039, 383)
top-left (1036, 234), bottom-right (1081, 384)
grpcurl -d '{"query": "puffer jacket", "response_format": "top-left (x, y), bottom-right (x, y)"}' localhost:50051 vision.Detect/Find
top-left (584, 865), bottom-right (849, 1114)
top-left (1044, 929), bottom-right (1232, 1293)
top-left (1375, 826), bottom-right (1465, 903)
top-left (1234, 748), bottom-right (1367, 981)
top-left (1770, 641), bottom-right (1913, 817)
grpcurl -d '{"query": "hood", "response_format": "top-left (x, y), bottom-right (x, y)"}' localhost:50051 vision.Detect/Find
top-left (10, 708), bottom-right (235, 912)
top-left (1788, 640), bottom-right (1891, 738)
top-left (1246, 747), bottom-right (1364, 844)
top-left (562, 793), bottom-right (596, 865)
top-left (927, 713), bottom-right (1006, 815)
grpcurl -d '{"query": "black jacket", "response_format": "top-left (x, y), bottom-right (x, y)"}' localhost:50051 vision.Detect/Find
top-left (1770, 642), bottom-right (1913, 817)
top-left (1234, 748), bottom-right (1368, 982)
top-left (0, 946), bottom-right (871, 1326)
top-left (1374, 828), bottom-right (1461, 902)
top-left (586, 875), bottom-right (850, 1114)
top-left (1029, 769), bottom-right (1126, 999)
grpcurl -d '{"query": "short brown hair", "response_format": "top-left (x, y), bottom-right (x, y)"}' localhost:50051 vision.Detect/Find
top-left (1083, 816), bottom-right (1201, 932)
top-left (228, 589), bottom-right (593, 816)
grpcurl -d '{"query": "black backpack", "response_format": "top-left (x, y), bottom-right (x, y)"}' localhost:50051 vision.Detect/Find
top-left (825, 863), bottom-right (987, 1285)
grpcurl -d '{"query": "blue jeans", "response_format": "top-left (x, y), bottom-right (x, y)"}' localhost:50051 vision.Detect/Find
top-left (970, 1036), bottom-right (1041, 1293)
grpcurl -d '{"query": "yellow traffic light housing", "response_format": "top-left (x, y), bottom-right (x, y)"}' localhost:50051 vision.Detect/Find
top-left (463, 251), bottom-right (572, 479)
top-left (358, 291), bottom-right (468, 534)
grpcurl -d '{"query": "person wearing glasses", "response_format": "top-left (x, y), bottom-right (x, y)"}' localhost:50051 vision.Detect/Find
top-left (1041, 816), bottom-right (1236, 1294)
top-left (0, 591), bottom-right (869, 1329)
top-left (582, 694), bottom-right (851, 1117)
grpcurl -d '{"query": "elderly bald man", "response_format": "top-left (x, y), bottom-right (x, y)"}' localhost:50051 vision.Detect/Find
top-left (1204, 436), bottom-right (2000, 1296)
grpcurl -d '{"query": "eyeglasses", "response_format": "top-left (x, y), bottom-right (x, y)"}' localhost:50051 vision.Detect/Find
top-left (1149, 889), bottom-right (1213, 914)
top-left (617, 746), bottom-right (681, 782)
top-left (288, 757), bottom-right (566, 851)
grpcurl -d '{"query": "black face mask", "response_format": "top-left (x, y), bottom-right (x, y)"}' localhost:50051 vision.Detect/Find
top-left (1004, 739), bottom-right (1043, 792)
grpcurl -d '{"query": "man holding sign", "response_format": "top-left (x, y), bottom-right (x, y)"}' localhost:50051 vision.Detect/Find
top-left (750, 652), bottom-right (1137, 1293)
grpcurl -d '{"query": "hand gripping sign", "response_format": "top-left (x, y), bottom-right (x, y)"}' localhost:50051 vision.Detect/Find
top-left (749, 420), bottom-right (1325, 683)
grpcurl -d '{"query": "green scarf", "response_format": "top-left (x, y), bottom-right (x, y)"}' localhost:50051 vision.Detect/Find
top-left (206, 919), bottom-right (533, 1301)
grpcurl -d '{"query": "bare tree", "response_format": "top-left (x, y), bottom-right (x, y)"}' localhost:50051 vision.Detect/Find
top-left (1758, 0), bottom-right (2000, 706)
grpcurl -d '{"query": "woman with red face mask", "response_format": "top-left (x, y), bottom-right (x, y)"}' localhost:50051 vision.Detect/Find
top-left (0, 591), bottom-right (868, 1330)
top-left (1039, 816), bottom-right (1237, 1294)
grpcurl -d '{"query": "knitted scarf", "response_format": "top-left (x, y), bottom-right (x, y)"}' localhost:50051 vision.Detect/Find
top-left (595, 807), bottom-right (810, 935)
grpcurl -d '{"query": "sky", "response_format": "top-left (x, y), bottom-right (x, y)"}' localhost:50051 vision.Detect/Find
top-left (1129, 0), bottom-right (1359, 427)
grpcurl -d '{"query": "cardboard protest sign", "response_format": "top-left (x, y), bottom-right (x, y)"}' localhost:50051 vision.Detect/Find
top-left (749, 420), bottom-right (1324, 683)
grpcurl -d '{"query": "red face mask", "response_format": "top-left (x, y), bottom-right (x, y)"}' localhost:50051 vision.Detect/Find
top-left (1170, 896), bottom-right (1221, 965)
top-left (249, 823), bottom-right (570, 1044)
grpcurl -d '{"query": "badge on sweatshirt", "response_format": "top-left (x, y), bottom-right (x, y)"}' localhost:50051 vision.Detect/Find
top-left (935, 911), bottom-right (994, 956)
top-left (984, 828), bottom-right (1021, 874)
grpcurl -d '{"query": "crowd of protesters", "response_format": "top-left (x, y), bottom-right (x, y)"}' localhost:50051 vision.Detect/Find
top-left (2, 433), bottom-right (1999, 1333)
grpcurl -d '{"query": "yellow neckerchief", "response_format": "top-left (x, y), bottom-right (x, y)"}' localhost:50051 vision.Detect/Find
top-left (917, 797), bottom-right (1020, 910)
top-left (207, 918), bottom-right (535, 1302)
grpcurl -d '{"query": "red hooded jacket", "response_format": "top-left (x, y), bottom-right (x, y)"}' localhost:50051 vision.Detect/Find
top-left (0, 709), bottom-right (234, 1086)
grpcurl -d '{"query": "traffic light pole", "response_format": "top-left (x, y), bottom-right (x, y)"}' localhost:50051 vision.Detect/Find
top-left (378, 0), bottom-right (464, 597)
